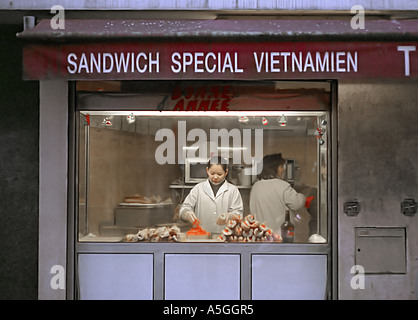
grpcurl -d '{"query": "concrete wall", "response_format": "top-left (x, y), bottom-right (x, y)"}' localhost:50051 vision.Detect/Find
top-left (38, 80), bottom-right (68, 300)
top-left (338, 81), bottom-right (418, 299)
top-left (0, 25), bottom-right (39, 300)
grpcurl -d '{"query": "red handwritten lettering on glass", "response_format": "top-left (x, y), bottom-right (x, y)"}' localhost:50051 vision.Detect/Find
top-left (171, 85), bottom-right (232, 111)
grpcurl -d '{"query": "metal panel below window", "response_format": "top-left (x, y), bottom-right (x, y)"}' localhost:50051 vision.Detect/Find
top-left (252, 254), bottom-right (327, 300)
top-left (78, 253), bottom-right (154, 299)
top-left (165, 254), bottom-right (240, 300)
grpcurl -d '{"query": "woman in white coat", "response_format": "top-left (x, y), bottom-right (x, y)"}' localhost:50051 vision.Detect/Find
top-left (250, 153), bottom-right (306, 236)
top-left (180, 156), bottom-right (243, 234)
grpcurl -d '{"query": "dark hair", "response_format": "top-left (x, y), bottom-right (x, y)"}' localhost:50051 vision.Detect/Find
top-left (207, 156), bottom-right (228, 172)
top-left (258, 153), bottom-right (285, 180)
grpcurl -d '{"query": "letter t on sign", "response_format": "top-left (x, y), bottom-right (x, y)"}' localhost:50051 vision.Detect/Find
top-left (398, 46), bottom-right (416, 76)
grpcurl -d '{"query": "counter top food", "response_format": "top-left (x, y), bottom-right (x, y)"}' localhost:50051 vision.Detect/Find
top-left (123, 214), bottom-right (282, 243)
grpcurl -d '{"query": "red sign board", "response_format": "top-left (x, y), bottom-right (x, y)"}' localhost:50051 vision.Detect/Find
top-left (23, 41), bottom-right (418, 80)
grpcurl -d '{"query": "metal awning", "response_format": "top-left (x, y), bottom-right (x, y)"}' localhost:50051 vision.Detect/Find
top-left (17, 19), bottom-right (418, 42)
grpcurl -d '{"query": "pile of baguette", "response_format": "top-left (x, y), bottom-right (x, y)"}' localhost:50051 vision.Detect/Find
top-left (124, 225), bottom-right (186, 243)
top-left (217, 214), bottom-right (281, 243)
top-left (123, 214), bottom-right (281, 243)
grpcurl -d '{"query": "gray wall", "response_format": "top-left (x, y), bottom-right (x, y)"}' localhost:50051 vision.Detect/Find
top-left (0, 25), bottom-right (39, 300)
top-left (38, 80), bottom-right (68, 300)
top-left (338, 81), bottom-right (418, 299)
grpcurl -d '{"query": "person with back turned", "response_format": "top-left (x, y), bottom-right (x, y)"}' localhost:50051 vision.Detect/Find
top-left (249, 153), bottom-right (306, 238)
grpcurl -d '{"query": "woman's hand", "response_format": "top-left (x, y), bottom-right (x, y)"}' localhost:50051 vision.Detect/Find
top-left (182, 210), bottom-right (197, 224)
top-left (216, 213), bottom-right (228, 225)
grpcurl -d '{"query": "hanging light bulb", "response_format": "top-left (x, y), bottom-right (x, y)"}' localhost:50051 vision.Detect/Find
top-left (320, 119), bottom-right (327, 134)
top-left (102, 117), bottom-right (112, 127)
top-left (238, 116), bottom-right (249, 123)
top-left (126, 113), bottom-right (136, 124)
top-left (278, 114), bottom-right (287, 127)
top-left (262, 117), bottom-right (268, 125)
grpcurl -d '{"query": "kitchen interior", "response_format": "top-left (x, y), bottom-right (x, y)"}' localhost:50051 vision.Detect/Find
top-left (77, 81), bottom-right (330, 244)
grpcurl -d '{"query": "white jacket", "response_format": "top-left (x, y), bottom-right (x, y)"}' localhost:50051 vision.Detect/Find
top-left (179, 180), bottom-right (243, 234)
top-left (249, 178), bottom-right (306, 235)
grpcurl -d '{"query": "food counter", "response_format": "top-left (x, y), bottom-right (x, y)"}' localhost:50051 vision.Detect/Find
top-left (78, 212), bottom-right (330, 300)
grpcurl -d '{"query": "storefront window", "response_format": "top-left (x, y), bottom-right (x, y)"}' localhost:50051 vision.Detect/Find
top-left (77, 81), bottom-right (329, 244)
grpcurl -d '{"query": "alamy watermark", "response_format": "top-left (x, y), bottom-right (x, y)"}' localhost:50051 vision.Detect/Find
top-left (50, 264), bottom-right (65, 290)
top-left (351, 5), bottom-right (365, 30)
top-left (50, 5), bottom-right (65, 30)
top-left (154, 120), bottom-right (263, 174)
top-left (350, 265), bottom-right (365, 290)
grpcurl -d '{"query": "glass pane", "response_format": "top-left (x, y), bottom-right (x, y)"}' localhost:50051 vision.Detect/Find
top-left (77, 110), bottom-right (328, 244)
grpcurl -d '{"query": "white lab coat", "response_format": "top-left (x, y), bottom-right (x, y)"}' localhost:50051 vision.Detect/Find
top-left (179, 180), bottom-right (243, 234)
top-left (249, 178), bottom-right (306, 235)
